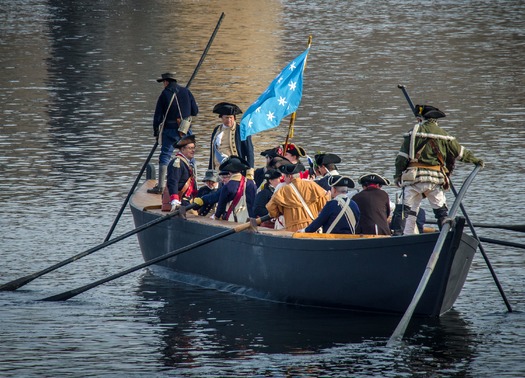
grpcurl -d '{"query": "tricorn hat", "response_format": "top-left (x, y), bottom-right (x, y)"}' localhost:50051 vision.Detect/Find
top-left (260, 148), bottom-right (280, 159)
top-left (156, 72), bottom-right (177, 82)
top-left (415, 104), bottom-right (446, 119)
top-left (213, 102), bottom-right (243, 116)
top-left (358, 173), bottom-right (391, 186)
top-left (218, 170), bottom-right (231, 176)
top-left (174, 134), bottom-right (196, 148)
top-left (264, 169), bottom-right (282, 181)
top-left (278, 163), bottom-right (305, 175)
top-left (283, 143), bottom-right (306, 157)
top-left (328, 175), bottom-right (355, 188)
top-left (314, 153), bottom-right (341, 166)
top-left (202, 169), bottom-right (218, 183)
top-left (219, 155), bottom-right (251, 173)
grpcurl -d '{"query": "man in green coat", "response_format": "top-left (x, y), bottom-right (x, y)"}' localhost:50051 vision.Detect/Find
top-left (394, 104), bottom-right (484, 234)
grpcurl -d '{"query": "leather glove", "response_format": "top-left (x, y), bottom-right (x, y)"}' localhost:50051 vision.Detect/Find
top-left (474, 159), bottom-right (485, 168)
top-left (170, 199), bottom-right (181, 212)
top-left (193, 197), bottom-right (204, 209)
top-left (394, 177), bottom-right (402, 188)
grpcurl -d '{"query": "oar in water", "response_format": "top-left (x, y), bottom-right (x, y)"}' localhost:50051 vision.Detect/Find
top-left (102, 12), bottom-right (225, 242)
top-left (479, 237), bottom-right (525, 250)
top-left (426, 220), bottom-right (525, 233)
top-left (450, 182), bottom-right (513, 312)
top-left (0, 204), bottom-right (197, 292)
top-left (387, 165), bottom-right (481, 347)
top-left (42, 215), bottom-right (269, 302)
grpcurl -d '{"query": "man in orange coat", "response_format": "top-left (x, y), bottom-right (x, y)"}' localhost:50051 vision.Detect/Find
top-left (266, 163), bottom-right (329, 232)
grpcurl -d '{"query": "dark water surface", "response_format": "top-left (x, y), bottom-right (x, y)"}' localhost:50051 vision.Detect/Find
top-left (1, 1), bottom-right (524, 376)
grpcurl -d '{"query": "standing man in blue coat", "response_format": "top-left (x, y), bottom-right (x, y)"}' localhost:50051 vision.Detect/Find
top-left (208, 102), bottom-right (254, 171)
top-left (149, 72), bottom-right (199, 194)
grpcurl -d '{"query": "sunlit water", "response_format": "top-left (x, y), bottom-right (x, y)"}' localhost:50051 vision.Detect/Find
top-left (1, 0), bottom-right (524, 376)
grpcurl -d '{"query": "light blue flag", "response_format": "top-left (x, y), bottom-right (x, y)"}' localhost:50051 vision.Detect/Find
top-left (240, 47), bottom-right (310, 141)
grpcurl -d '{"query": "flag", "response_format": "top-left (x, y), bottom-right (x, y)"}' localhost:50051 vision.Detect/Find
top-left (240, 47), bottom-right (310, 141)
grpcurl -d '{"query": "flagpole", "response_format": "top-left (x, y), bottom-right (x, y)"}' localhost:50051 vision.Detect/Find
top-left (283, 35), bottom-right (313, 154)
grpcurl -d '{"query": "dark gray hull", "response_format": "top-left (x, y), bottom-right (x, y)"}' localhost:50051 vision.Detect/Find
top-left (130, 196), bottom-right (477, 317)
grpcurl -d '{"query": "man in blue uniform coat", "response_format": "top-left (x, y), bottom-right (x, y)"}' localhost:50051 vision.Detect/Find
top-left (303, 175), bottom-right (360, 234)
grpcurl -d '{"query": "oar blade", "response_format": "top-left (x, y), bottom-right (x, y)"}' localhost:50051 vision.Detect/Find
top-left (0, 274), bottom-right (37, 291)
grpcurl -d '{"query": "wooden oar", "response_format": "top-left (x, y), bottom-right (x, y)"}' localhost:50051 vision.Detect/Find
top-left (387, 165), bottom-right (481, 347)
top-left (41, 215), bottom-right (269, 302)
top-left (479, 237), bottom-right (525, 250)
top-left (102, 12), bottom-right (225, 242)
top-left (450, 182), bottom-right (513, 312)
top-left (0, 204), bottom-right (197, 292)
top-left (426, 220), bottom-right (525, 233)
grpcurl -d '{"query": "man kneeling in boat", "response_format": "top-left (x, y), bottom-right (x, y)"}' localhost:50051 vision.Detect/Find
top-left (300, 175), bottom-right (360, 234)
top-left (266, 163), bottom-right (329, 232)
top-left (212, 156), bottom-right (256, 222)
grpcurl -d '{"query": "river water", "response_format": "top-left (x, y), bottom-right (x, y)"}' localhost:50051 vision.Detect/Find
top-left (1, 0), bottom-right (524, 376)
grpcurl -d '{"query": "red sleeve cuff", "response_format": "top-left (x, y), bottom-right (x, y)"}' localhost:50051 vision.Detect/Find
top-left (170, 194), bottom-right (180, 201)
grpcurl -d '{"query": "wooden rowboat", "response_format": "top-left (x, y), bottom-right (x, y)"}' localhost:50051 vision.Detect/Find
top-left (130, 178), bottom-right (478, 317)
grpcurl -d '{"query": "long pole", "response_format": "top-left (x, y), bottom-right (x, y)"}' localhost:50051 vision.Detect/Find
top-left (450, 182), bottom-right (513, 312)
top-left (42, 215), bottom-right (269, 301)
top-left (387, 165), bottom-right (481, 347)
top-left (103, 12), bottom-right (225, 242)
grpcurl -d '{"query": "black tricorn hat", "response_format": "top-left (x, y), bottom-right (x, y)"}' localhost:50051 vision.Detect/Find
top-left (213, 102), bottom-right (243, 116)
top-left (415, 104), bottom-right (446, 119)
top-left (156, 72), bottom-right (177, 82)
top-left (174, 134), bottom-right (196, 148)
top-left (278, 163), bottom-right (305, 175)
top-left (219, 155), bottom-right (251, 173)
top-left (328, 175), bottom-right (355, 188)
top-left (358, 173), bottom-right (391, 186)
top-left (283, 143), bottom-right (306, 157)
top-left (260, 148), bottom-right (280, 159)
top-left (264, 169), bottom-right (282, 180)
top-left (314, 153), bottom-right (341, 166)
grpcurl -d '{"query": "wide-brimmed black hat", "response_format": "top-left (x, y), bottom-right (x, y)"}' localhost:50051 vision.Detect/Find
top-left (264, 169), bottom-right (282, 180)
top-left (278, 163), bottom-right (305, 175)
top-left (260, 148), bottom-right (280, 159)
top-left (283, 143), bottom-right (306, 157)
top-left (314, 153), bottom-right (341, 166)
top-left (156, 72), bottom-right (177, 82)
top-left (202, 169), bottom-right (218, 183)
top-left (327, 175), bottom-right (355, 188)
top-left (213, 102), bottom-right (243, 116)
top-left (219, 155), bottom-right (251, 173)
top-left (415, 104), bottom-right (446, 119)
top-left (174, 134), bottom-right (195, 148)
top-left (358, 173), bottom-right (390, 186)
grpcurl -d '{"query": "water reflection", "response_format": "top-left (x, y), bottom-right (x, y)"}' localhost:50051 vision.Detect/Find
top-left (136, 269), bottom-right (475, 374)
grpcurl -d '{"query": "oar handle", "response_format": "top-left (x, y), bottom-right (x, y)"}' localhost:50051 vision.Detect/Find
top-left (397, 84), bottom-right (417, 117)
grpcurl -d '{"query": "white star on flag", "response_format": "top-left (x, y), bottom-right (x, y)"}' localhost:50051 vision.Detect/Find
top-left (240, 47), bottom-right (310, 141)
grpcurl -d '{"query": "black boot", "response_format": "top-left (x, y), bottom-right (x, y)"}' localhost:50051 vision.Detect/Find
top-left (391, 204), bottom-right (411, 236)
top-left (433, 205), bottom-right (449, 230)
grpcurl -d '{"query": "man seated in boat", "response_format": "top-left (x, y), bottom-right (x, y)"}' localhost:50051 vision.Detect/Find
top-left (253, 168), bottom-right (282, 228)
top-left (312, 152), bottom-right (341, 190)
top-left (193, 170), bottom-right (232, 217)
top-left (266, 163), bottom-right (329, 232)
top-left (196, 169), bottom-right (219, 216)
top-left (212, 156), bottom-right (257, 222)
top-left (301, 175), bottom-right (360, 234)
top-left (164, 135), bottom-right (198, 211)
top-left (352, 173), bottom-right (391, 235)
top-left (277, 143), bottom-right (310, 180)
top-left (254, 147), bottom-right (280, 188)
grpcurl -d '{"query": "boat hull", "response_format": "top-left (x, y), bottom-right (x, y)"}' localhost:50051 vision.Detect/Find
top-left (130, 191), bottom-right (477, 317)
